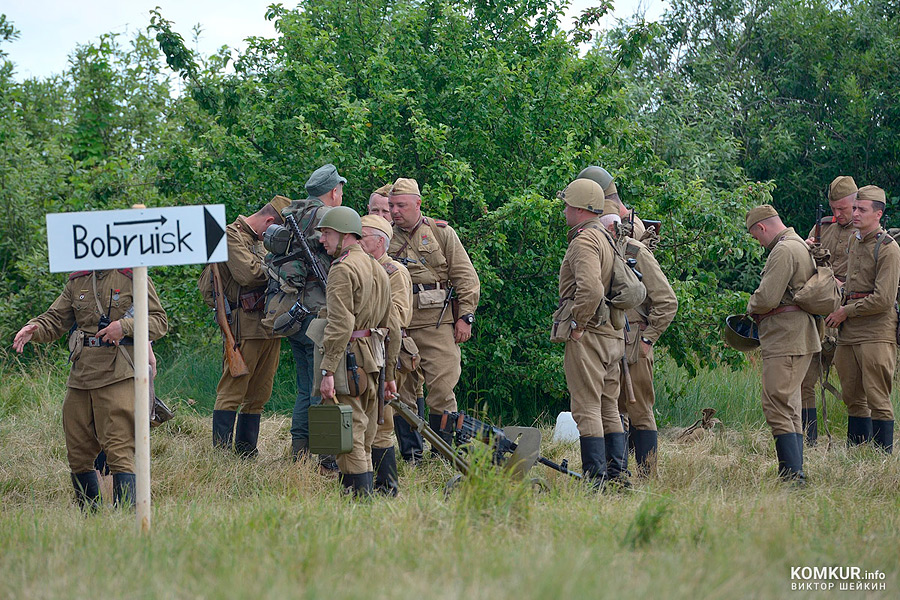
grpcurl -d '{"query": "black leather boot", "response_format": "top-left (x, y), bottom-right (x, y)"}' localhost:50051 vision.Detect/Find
top-left (393, 402), bottom-right (425, 465)
top-left (428, 413), bottom-right (454, 458)
top-left (620, 415), bottom-right (630, 472)
top-left (372, 446), bottom-right (399, 497)
top-left (291, 438), bottom-right (309, 462)
top-left (802, 407), bottom-right (818, 446)
top-left (847, 416), bottom-right (873, 446)
top-left (632, 429), bottom-right (659, 478)
top-left (339, 472), bottom-right (373, 498)
top-left (71, 471), bottom-right (100, 511)
top-left (113, 473), bottom-right (137, 508)
top-left (605, 432), bottom-right (631, 488)
top-left (873, 420), bottom-right (894, 454)
top-left (234, 413), bottom-right (261, 458)
top-left (774, 434), bottom-right (805, 483)
top-left (212, 410), bottom-right (237, 450)
top-left (579, 436), bottom-right (607, 490)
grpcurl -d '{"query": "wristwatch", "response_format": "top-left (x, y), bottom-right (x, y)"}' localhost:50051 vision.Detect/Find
top-left (640, 336), bottom-right (653, 345)
top-left (321, 369), bottom-right (332, 377)
top-left (460, 313), bottom-right (475, 324)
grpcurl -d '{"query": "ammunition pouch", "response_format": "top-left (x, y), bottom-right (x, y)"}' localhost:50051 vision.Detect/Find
top-left (608, 304), bottom-right (625, 330)
top-left (416, 287), bottom-right (446, 310)
top-left (624, 322), bottom-right (645, 365)
top-left (239, 287), bottom-right (266, 313)
top-left (550, 298), bottom-right (575, 343)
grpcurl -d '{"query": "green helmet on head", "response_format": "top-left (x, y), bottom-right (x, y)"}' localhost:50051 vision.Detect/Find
top-left (316, 206), bottom-right (363, 237)
top-left (577, 165), bottom-right (613, 191)
top-left (723, 314), bottom-right (760, 352)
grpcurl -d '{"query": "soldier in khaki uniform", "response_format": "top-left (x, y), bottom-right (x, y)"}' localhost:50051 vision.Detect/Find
top-left (826, 186), bottom-right (898, 452)
top-left (317, 207), bottom-right (393, 496)
top-left (263, 164), bottom-right (345, 469)
top-left (387, 178), bottom-right (480, 446)
top-left (368, 183), bottom-right (392, 221)
top-left (600, 201), bottom-right (678, 477)
top-left (202, 196), bottom-right (290, 456)
top-left (14, 269), bottom-right (168, 508)
top-left (557, 179), bottom-right (627, 487)
top-left (359, 214), bottom-right (413, 495)
top-left (578, 165), bottom-right (645, 239)
top-left (799, 175), bottom-right (857, 445)
top-left (746, 205), bottom-right (821, 482)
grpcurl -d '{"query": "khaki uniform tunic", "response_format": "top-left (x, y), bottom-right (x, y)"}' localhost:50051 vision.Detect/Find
top-left (27, 269), bottom-right (168, 473)
top-left (373, 254), bottom-right (413, 448)
top-left (212, 217), bottom-right (281, 414)
top-left (559, 219), bottom-right (624, 438)
top-left (389, 215), bottom-right (480, 413)
top-left (800, 217), bottom-right (853, 409)
top-left (617, 238), bottom-right (678, 431)
top-left (834, 229), bottom-right (900, 420)
top-left (747, 228), bottom-right (821, 435)
top-left (321, 244), bottom-right (392, 475)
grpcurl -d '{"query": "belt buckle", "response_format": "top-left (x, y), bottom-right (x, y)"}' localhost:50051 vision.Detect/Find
top-left (87, 337), bottom-right (101, 347)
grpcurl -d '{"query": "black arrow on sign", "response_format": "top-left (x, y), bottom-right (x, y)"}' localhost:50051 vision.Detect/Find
top-left (113, 215), bottom-right (168, 227)
top-left (204, 207), bottom-right (226, 260)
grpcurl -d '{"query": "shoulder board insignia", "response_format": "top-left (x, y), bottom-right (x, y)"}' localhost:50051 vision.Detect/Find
top-left (820, 216), bottom-right (838, 225)
top-left (434, 219), bottom-right (448, 228)
top-left (336, 251), bottom-right (350, 263)
top-left (117, 268), bottom-right (133, 279)
top-left (382, 262), bottom-right (398, 275)
top-left (625, 242), bottom-right (641, 258)
top-left (879, 233), bottom-right (894, 245)
top-left (68, 270), bottom-right (91, 281)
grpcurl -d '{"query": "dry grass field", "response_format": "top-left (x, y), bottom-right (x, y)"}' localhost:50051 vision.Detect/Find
top-left (1, 357), bottom-right (898, 599)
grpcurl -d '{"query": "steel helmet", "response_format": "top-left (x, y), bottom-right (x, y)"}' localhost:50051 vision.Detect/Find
top-left (723, 314), bottom-right (760, 352)
top-left (315, 206), bottom-right (363, 237)
top-left (577, 166), bottom-right (613, 191)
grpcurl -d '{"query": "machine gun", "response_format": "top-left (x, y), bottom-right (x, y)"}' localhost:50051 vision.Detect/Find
top-left (387, 400), bottom-right (582, 482)
top-left (439, 411), bottom-right (582, 480)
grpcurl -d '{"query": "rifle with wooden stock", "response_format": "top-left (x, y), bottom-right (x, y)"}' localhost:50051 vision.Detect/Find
top-left (211, 263), bottom-right (249, 377)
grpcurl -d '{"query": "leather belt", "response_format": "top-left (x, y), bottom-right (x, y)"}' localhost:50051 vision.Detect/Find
top-left (751, 305), bottom-right (803, 324)
top-left (350, 329), bottom-right (371, 339)
top-left (847, 292), bottom-right (872, 300)
top-left (86, 336), bottom-right (134, 347)
top-left (413, 282), bottom-right (449, 294)
top-left (835, 275), bottom-right (846, 283)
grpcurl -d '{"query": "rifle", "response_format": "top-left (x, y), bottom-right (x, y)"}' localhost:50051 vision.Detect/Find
top-left (272, 213), bottom-right (328, 293)
top-left (815, 203), bottom-right (824, 244)
top-left (210, 263), bottom-right (249, 377)
top-left (439, 410), bottom-right (583, 479)
top-left (437, 284), bottom-right (455, 328)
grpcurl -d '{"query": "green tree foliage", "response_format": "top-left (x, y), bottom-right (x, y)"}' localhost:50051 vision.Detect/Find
top-left (624, 0), bottom-right (900, 231)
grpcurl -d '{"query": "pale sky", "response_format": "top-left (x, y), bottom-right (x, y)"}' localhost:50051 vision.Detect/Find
top-left (2, 0), bottom-right (667, 81)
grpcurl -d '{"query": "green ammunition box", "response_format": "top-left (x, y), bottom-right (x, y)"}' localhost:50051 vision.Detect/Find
top-left (309, 404), bottom-right (353, 455)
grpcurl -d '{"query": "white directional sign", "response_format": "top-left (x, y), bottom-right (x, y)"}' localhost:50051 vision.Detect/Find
top-left (46, 205), bottom-right (228, 272)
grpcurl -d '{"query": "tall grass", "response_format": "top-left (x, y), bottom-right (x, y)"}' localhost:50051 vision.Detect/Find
top-left (1, 353), bottom-right (898, 599)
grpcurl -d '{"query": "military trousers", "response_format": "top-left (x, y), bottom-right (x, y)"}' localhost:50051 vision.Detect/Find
top-left (333, 371), bottom-right (379, 475)
top-left (214, 337), bottom-right (281, 414)
top-left (761, 354), bottom-right (813, 436)
top-left (834, 342), bottom-right (896, 420)
top-left (399, 323), bottom-right (460, 414)
top-left (289, 314), bottom-right (321, 441)
top-left (617, 345), bottom-right (656, 431)
top-left (564, 331), bottom-right (624, 438)
top-left (63, 378), bottom-right (135, 474)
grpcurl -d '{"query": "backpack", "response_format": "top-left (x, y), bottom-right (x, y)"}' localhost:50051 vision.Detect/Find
top-left (605, 231), bottom-right (647, 311)
top-left (791, 241), bottom-right (841, 315)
